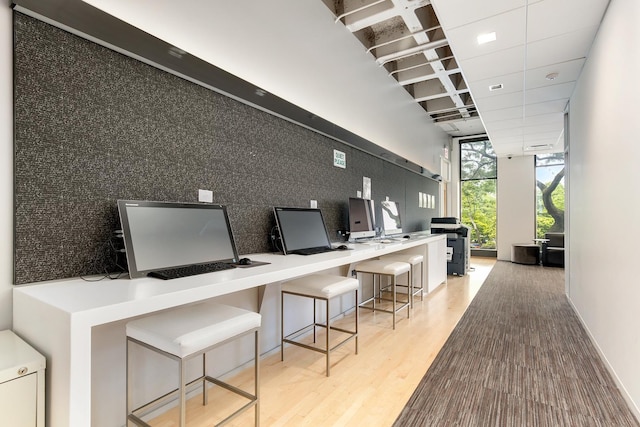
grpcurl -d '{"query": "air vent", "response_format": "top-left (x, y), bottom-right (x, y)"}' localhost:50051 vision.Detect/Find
top-left (489, 83), bottom-right (503, 91)
top-left (524, 144), bottom-right (553, 151)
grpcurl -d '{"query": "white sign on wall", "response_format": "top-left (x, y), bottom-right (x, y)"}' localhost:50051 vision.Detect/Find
top-left (333, 149), bottom-right (346, 168)
top-left (363, 177), bottom-right (371, 199)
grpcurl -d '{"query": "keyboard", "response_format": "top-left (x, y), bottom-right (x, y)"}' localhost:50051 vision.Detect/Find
top-left (148, 262), bottom-right (236, 280)
top-left (290, 247), bottom-right (335, 255)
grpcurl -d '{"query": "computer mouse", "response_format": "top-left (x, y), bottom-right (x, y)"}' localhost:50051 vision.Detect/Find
top-left (238, 258), bottom-right (252, 265)
top-left (403, 235), bottom-right (411, 239)
top-left (337, 245), bottom-right (349, 250)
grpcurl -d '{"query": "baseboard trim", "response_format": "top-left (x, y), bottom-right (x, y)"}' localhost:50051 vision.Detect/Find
top-left (566, 297), bottom-right (640, 423)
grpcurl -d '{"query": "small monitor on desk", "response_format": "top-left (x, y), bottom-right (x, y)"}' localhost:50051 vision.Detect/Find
top-left (381, 200), bottom-right (403, 236)
top-left (273, 207), bottom-right (333, 255)
top-left (117, 200), bottom-right (239, 278)
top-left (348, 197), bottom-right (376, 240)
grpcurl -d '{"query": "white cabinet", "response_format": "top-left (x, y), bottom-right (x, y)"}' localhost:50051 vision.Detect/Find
top-left (0, 330), bottom-right (46, 427)
top-left (426, 235), bottom-right (448, 292)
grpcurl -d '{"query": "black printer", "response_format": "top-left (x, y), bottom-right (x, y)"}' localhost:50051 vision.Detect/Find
top-left (430, 217), bottom-right (469, 276)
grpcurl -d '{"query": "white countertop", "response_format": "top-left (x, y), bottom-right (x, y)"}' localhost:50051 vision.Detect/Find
top-left (14, 234), bottom-right (444, 327)
top-left (12, 232), bottom-right (446, 427)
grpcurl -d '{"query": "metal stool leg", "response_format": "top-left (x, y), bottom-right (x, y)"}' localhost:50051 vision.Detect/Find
top-left (254, 330), bottom-right (260, 427)
top-left (355, 289), bottom-right (359, 354)
top-left (281, 291), bottom-right (285, 362)
top-left (126, 338), bottom-right (132, 423)
top-left (326, 298), bottom-right (331, 377)
top-left (407, 266), bottom-right (414, 309)
top-left (179, 359), bottom-right (187, 427)
top-left (202, 353), bottom-right (208, 405)
top-left (313, 297), bottom-right (317, 343)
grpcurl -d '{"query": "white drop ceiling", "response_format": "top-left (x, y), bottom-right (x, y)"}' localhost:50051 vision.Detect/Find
top-left (431, 0), bottom-right (610, 156)
top-left (79, 0), bottom-right (609, 158)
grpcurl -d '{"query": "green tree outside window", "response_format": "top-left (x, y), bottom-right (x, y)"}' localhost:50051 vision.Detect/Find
top-left (460, 139), bottom-right (497, 249)
top-left (536, 153), bottom-right (565, 237)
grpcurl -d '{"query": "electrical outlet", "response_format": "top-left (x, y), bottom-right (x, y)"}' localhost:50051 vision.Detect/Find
top-left (310, 200), bottom-right (317, 208)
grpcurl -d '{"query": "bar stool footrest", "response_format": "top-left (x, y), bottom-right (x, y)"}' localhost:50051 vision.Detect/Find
top-left (283, 322), bottom-right (357, 355)
top-left (358, 300), bottom-right (410, 315)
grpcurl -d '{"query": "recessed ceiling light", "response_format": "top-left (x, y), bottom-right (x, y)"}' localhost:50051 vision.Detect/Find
top-left (545, 72), bottom-right (559, 80)
top-left (489, 83), bottom-right (503, 91)
top-left (477, 32), bottom-right (496, 45)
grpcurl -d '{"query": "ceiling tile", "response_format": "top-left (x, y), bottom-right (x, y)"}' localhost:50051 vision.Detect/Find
top-left (443, 8), bottom-right (526, 61)
top-left (459, 46), bottom-right (525, 82)
top-left (524, 82), bottom-right (574, 105)
top-left (431, 0), bottom-right (528, 30)
top-left (490, 127), bottom-right (524, 138)
top-left (480, 106), bottom-right (524, 122)
top-left (475, 91), bottom-right (524, 112)
top-left (527, 0), bottom-right (610, 42)
top-left (524, 99), bottom-right (568, 116)
top-left (523, 113), bottom-right (564, 127)
top-left (486, 116), bottom-right (524, 131)
top-left (522, 122), bottom-right (564, 136)
top-left (526, 26), bottom-right (599, 69)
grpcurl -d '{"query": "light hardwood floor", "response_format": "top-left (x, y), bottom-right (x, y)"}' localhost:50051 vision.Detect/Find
top-left (149, 257), bottom-right (496, 427)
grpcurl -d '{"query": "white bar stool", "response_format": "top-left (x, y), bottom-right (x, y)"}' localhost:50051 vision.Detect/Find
top-left (379, 253), bottom-right (424, 308)
top-left (126, 302), bottom-right (261, 427)
top-left (281, 274), bottom-right (359, 376)
top-left (354, 260), bottom-right (411, 329)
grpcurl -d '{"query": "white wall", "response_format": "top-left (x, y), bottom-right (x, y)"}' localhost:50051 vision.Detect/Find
top-left (568, 0), bottom-right (640, 416)
top-left (496, 156), bottom-right (536, 261)
top-left (1, 3), bottom-right (13, 331)
top-left (82, 0), bottom-right (450, 174)
top-left (448, 138), bottom-right (461, 219)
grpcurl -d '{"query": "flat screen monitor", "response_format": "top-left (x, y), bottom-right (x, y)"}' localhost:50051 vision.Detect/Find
top-left (117, 200), bottom-right (239, 278)
top-left (381, 200), bottom-right (403, 236)
top-left (273, 207), bottom-right (332, 255)
top-left (348, 197), bottom-right (376, 240)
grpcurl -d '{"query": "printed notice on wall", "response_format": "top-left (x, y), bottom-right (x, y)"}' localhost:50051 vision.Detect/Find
top-left (363, 176), bottom-right (371, 199)
top-left (333, 149), bottom-right (346, 168)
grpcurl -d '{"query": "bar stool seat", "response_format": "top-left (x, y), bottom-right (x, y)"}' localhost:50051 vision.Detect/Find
top-left (126, 302), bottom-right (261, 427)
top-left (354, 260), bottom-right (411, 329)
top-left (281, 274), bottom-right (359, 376)
top-left (379, 253), bottom-right (424, 308)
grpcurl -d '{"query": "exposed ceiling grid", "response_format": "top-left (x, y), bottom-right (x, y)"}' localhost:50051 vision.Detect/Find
top-left (324, 0), bottom-right (609, 157)
top-left (325, 0), bottom-right (483, 137)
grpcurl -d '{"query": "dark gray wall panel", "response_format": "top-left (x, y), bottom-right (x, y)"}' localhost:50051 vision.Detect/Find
top-left (13, 13), bottom-right (440, 284)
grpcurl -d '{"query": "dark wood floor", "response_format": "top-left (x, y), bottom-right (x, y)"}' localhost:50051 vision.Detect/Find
top-left (394, 261), bottom-right (639, 426)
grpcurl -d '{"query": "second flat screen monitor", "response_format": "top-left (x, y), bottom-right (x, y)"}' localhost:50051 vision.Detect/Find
top-left (348, 197), bottom-right (376, 240)
top-left (381, 200), bottom-right (403, 236)
top-left (274, 207), bottom-right (333, 255)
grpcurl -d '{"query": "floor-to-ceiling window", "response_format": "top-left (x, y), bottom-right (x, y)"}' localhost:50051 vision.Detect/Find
top-left (535, 153), bottom-right (565, 237)
top-left (460, 138), bottom-right (497, 250)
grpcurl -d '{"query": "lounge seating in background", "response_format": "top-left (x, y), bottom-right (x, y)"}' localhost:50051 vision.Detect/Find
top-left (542, 232), bottom-right (565, 267)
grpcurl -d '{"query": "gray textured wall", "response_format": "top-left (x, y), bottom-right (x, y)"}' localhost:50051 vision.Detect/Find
top-left (13, 13), bottom-right (439, 284)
